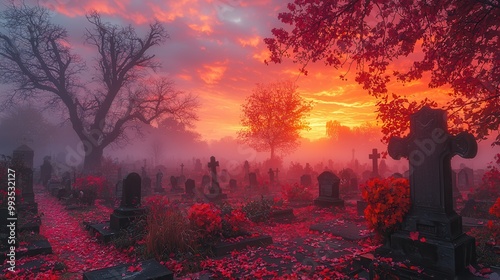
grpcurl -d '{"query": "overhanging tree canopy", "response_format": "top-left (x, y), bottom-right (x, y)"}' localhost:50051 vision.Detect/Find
top-left (265, 0), bottom-right (500, 145)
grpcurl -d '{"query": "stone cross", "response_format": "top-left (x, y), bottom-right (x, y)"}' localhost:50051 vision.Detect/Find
top-left (388, 106), bottom-right (477, 239)
top-left (368, 148), bottom-right (380, 177)
top-left (208, 156), bottom-right (219, 185)
top-left (180, 163), bottom-right (184, 175)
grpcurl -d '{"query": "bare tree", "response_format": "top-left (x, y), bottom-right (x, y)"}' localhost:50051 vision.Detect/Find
top-left (0, 4), bottom-right (198, 172)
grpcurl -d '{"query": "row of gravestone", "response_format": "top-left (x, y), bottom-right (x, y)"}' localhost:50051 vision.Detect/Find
top-left (0, 145), bottom-right (53, 265)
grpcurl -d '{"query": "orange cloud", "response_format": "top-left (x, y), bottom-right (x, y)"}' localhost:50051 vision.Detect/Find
top-left (238, 36), bottom-right (261, 47)
top-left (198, 61), bottom-right (228, 85)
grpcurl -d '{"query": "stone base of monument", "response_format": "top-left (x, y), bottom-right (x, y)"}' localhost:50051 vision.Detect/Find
top-left (314, 197), bottom-right (344, 208)
top-left (211, 235), bottom-right (273, 257)
top-left (87, 221), bottom-right (118, 243)
top-left (110, 207), bottom-right (147, 231)
top-left (83, 259), bottom-right (173, 280)
top-left (371, 231), bottom-right (476, 279)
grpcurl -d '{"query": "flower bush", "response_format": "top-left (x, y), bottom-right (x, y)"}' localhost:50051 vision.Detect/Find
top-left (281, 183), bottom-right (314, 202)
top-left (222, 209), bottom-right (249, 237)
top-left (74, 175), bottom-right (108, 197)
top-left (362, 177), bottom-right (411, 238)
top-left (188, 203), bottom-right (222, 239)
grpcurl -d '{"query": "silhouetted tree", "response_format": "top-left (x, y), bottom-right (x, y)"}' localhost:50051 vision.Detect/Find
top-left (265, 0), bottom-right (500, 145)
top-left (0, 4), bottom-right (197, 171)
top-left (238, 80), bottom-right (313, 161)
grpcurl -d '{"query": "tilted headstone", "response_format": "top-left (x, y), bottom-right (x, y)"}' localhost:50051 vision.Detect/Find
top-left (300, 174), bottom-right (312, 187)
top-left (385, 106), bottom-right (477, 277)
top-left (314, 171), bottom-right (344, 208)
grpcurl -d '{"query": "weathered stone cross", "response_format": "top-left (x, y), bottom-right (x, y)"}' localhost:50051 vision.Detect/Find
top-left (369, 148), bottom-right (380, 176)
top-left (208, 156), bottom-right (219, 184)
top-left (388, 106), bottom-right (477, 238)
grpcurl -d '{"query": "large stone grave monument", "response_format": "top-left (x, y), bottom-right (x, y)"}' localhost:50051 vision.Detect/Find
top-left (375, 106), bottom-right (477, 278)
top-left (314, 171), bottom-right (344, 208)
top-left (110, 173), bottom-right (146, 231)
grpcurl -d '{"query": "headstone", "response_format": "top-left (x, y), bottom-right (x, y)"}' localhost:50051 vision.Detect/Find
top-left (115, 180), bottom-right (123, 198)
top-left (229, 179), bottom-right (237, 190)
top-left (206, 156), bottom-right (226, 200)
top-left (457, 166), bottom-right (474, 190)
top-left (248, 172), bottom-right (258, 189)
top-left (243, 160), bottom-right (250, 180)
top-left (314, 171), bottom-right (344, 208)
top-left (110, 173), bottom-right (146, 231)
top-left (268, 168), bottom-right (275, 184)
top-left (219, 169), bottom-right (228, 183)
top-left (13, 145), bottom-right (35, 205)
top-left (368, 148), bottom-right (380, 177)
top-left (154, 170), bottom-right (164, 193)
top-left (184, 179), bottom-right (195, 197)
top-left (170, 175), bottom-right (179, 191)
top-left (274, 168), bottom-right (280, 182)
top-left (39, 156), bottom-right (52, 188)
top-left (120, 173), bottom-right (142, 208)
top-left (381, 106), bottom-right (477, 278)
top-left (201, 175), bottom-right (210, 189)
top-left (391, 172), bottom-right (403, 178)
top-left (177, 175), bottom-right (186, 187)
top-left (194, 159), bottom-right (202, 173)
top-left (300, 174), bottom-right (312, 187)
top-left (142, 177), bottom-right (152, 196)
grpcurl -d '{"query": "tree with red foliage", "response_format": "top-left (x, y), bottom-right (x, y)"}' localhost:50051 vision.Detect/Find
top-left (238, 80), bottom-right (313, 161)
top-left (265, 0), bottom-right (500, 145)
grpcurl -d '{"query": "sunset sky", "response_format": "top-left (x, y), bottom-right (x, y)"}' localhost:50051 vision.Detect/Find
top-left (11, 0), bottom-right (452, 142)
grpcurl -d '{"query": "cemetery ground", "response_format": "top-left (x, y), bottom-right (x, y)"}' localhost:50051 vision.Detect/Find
top-left (2, 176), bottom-right (500, 280)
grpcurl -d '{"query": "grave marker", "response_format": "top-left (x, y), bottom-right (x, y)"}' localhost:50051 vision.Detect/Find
top-left (314, 171), bottom-right (344, 208)
top-left (368, 148), bottom-right (380, 177)
top-left (382, 106), bottom-right (477, 278)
